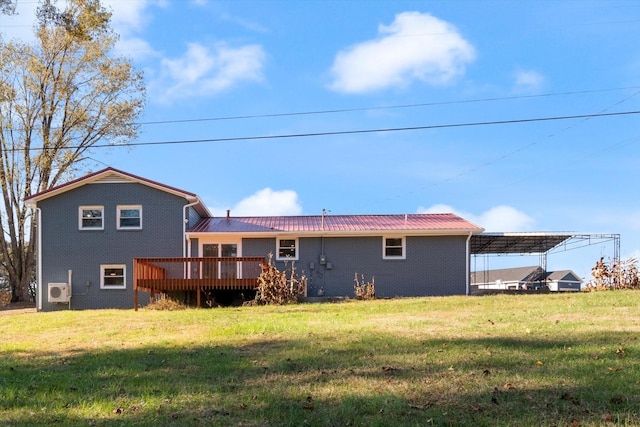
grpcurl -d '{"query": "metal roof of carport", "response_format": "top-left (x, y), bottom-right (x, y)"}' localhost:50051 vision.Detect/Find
top-left (470, 232), bottom-right (574, 254)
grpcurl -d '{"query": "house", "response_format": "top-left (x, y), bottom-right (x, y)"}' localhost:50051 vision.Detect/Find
top-left (471, 266), bottom-right (582, 292)
top-left (25, 167), bottom-right (484, 311)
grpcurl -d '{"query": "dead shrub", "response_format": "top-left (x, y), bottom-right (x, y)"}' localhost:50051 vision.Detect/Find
top-left (354, 273), bottom-right (375, 300)
top-left (0, 290), bottom-right (11, 307)
top-left (144, 294), bottom-right (188, 310)
top-left (253, 253), bottom-right (306, 305)
top-left (584, 257), bottom-right (640, 291)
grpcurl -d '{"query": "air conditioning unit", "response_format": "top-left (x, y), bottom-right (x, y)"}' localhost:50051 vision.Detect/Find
top-left (48, 283), bottom-right (71, 303)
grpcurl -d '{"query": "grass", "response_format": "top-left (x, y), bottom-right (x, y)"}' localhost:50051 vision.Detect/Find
top-left (0, 291), bottom-right (639, 426)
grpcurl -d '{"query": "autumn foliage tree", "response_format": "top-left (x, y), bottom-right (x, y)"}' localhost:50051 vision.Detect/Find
top-left (0, 0), bottom-right (145, 302)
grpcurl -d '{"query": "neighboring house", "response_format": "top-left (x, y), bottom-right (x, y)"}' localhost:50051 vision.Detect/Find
top-left (471, 266), bottom-right (582, 292)
top-left (26, 167), bottom-right (484, 312)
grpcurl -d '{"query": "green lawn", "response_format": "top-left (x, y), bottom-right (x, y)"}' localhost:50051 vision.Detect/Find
top-left (1, 291), bottom-right (639, 426)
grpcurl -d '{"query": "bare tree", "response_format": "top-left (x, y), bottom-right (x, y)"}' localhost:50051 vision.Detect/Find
top-left (0, 0), bottom-right (145, 302)
top-left (0, 0), bottom-right (16, 16)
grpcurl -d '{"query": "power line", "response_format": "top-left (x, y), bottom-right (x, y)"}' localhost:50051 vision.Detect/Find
top-left (137, 87), bottom-right (640, 126)
top-left (6, 109), bottom-right (639, 152)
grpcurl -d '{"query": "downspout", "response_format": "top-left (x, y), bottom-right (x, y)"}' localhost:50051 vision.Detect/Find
top-left (35, 207), bottom-right (43, 311)
top-left (183, 201), bottom-right (199, 258)
top-left (466, 231), bottom-right (473, 296)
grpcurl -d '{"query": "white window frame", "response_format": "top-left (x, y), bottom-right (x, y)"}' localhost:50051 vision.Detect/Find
top-left (79, 206), bottom-right (104, 230)
top-left (276, 237), bottom-right (299, 261)
top-left (382, 236), bottom-right (406, 260)
top-left (117, 205), bottom-right (142, 230)
top-left (100, 264), bottom-right (126, 289)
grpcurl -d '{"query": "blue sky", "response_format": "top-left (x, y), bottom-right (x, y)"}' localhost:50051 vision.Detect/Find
top-left (3, 0), bottom-right (640, 279)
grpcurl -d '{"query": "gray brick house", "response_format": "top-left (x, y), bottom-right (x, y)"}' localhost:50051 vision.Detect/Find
top-left (26, 168), bottom-right (484, 311)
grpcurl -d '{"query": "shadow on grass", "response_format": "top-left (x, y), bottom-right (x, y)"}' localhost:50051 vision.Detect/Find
top-left (1, 330), bottom-right (638, 426)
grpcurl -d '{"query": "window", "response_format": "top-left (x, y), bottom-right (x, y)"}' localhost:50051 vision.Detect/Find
top-left (277, 238), bottom-right (298, 260)
top-left (383, 236), bottom-right (405, 260)
top-left (79, 206), bottom-right (104, 230)
top-left (100, 265), bottom-right (126, 289)
top-left (117, 205), bottom-right (142, 229)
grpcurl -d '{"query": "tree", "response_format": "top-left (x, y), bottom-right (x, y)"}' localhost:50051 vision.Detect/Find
top-left (0, 0), bottom-right (16, 16)
top-left (0, 0), bottom-right (145, 302)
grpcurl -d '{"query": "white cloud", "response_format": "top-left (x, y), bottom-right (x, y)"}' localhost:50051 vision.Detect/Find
top-left (106, 0), bottom-right (153, 33)
top-left (210, 188), bottom-right (302, 217)
top-left (328, 11), bottom-right (475, 94)
top-left (152, 41), bottom-right (266, 103)
top-left (417, 204), bottom-right (534, 232)
top-left (513, 69), bottom-right (546, 94)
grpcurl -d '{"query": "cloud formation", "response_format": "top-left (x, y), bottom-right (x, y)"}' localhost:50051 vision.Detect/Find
top-left (152, 41), bottom-right (266, 103)
top-left (328, 12), bottom-right (475, 94)
top-left (513, 69), bottom-right (546, 94)
top-left (210, 188), bottom-right (302, 217)
top-left (418, 204), bottom-right (534, 232)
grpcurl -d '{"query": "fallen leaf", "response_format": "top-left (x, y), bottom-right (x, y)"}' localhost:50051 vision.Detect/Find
top-left (536, 360), bottom-right (543, 366)
top-left (503, 383), bottom-right (515, 390)
top-left (408, 401), bottom-right (433, 410)
top-left (610, 396), bottom-right (624, 404)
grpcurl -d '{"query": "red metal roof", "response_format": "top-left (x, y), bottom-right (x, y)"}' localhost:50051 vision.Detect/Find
top-left (189, 213), bottom-right (483, 234)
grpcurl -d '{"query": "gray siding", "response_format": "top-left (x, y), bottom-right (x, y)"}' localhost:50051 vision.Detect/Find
top-left (242, 235), bottom-right (468, 298)
top-left (39, 182), bottom-right (188, 311)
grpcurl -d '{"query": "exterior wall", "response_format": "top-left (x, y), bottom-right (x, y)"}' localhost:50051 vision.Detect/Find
top-left (38, 182), bottom-right (188, 311)
top-left (242, 235), bottom-right (469, 297)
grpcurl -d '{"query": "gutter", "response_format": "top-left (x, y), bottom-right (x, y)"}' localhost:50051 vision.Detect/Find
top-left (35, 207), bottom-right (43, 311)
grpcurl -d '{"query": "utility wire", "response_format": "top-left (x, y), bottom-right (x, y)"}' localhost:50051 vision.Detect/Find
top-left (5, 109), bottom-right (639, 152)
top-left (137, 87), bottom-right (640, 126)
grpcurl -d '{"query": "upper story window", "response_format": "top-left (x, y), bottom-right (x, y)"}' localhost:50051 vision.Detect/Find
top-left (383, 236), bottom-right (406, 260)
top-left (79, 206), bottom-right (104, 230)
top-left (277, 238), bottom-right (298, 260)
top-left (117, 205), bottom-right (142, 230)
top-left (100, 264), bottom-right (126, 289)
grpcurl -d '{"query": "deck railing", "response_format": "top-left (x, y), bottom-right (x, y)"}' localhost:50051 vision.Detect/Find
top-left (133, 256), bottom-right (265, 309)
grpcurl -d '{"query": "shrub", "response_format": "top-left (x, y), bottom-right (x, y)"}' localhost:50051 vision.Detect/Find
top-left (253, 253), bottom-right (307, 305)
top-left (584, 256), bottom-right (640, 291)
top-left (354, 273), bottom-right (375, 300)
top-left (144, 294), bottom-right (188, 310)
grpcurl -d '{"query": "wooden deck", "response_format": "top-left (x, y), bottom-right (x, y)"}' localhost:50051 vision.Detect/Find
top-left (133, 256), bottom-right (265, 309)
